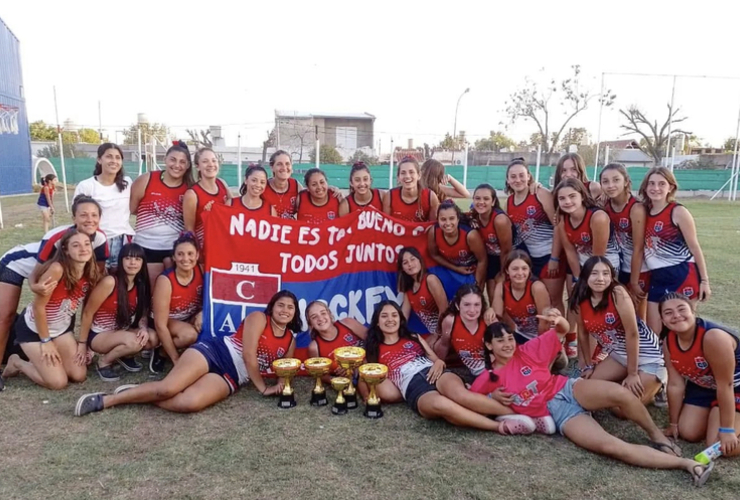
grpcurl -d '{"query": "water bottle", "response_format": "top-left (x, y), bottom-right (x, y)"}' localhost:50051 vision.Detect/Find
top-left (694, 442), bottom-right (722, 465)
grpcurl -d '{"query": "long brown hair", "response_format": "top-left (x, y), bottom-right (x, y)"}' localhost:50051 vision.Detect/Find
top-left (638, 166), bottom-right (678, 211)
top-left (420, 158), bottom-right (447, 202)
top-left (553, 178), bottom-right (597, 217)
top-left (599, 162), bottom-right (633, 200)
top-left (34, 228), bottom-right (101, 292)
top-left (553, 152), bottom-right (588, 187)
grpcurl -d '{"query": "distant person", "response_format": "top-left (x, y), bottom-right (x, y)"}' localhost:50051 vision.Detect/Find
top-left (37, 173), bottom-right (56, 233)
top-left (74, 143), bottom-right (135, 268)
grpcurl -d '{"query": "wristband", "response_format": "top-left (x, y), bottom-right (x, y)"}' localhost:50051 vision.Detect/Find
top-left (572, 276), bottom-right (579, 284)
top-left (40, 336), bottom-right (52, 344)
top-left (549, 256), bottom-right (560, 262)
top-left (719, 427), bottom-right (736, 434)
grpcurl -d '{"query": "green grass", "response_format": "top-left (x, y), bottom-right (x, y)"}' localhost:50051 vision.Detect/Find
top-left (1, 194), bottom-right (740, 500)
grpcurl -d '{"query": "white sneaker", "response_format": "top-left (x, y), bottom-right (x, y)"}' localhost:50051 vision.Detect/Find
top-left (113, 384), bottom-right (139, 395)
top-left (496, 415), bottom-right (537, 435)
top-left (532, 416), bottom-right (557, 434)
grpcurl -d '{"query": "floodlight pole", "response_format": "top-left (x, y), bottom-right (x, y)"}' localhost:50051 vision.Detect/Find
top-left (594, 73), bottom-right (605, 180)
top-left (388, 138), bottom-right (394, 189)
top-left (731, 105), bottom-right (740, 201)
top-left (534, 144), bottom-right (542, 184)
top-left (53, 86), bottom-right (70, 213)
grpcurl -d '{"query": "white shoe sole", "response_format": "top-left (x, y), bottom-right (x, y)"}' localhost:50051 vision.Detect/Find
top-left (113, 384), bottom-right (139, 395)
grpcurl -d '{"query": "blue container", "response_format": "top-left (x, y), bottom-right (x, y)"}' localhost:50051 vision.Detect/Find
top-left (0, 17), bottom-right (32, 195)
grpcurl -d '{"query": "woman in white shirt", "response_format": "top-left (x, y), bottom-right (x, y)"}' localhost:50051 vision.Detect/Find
top-left (74, 143), bottom-right (135, 269)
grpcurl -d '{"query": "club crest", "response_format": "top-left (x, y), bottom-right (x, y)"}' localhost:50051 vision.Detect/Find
top-left (526, 304), bottom-right (537, 314)
top-left (526, 206), bottom-right (537, 216)
top-left (403, 341), bottom-right (415, 349)
top-left (682, 287), bottom-right (695, 298)
top-left (580, 232), bottom-right (591, 243)
top-left (605, 312), bottom-right (616, 325)
top-left (619, 218), bottom-right (629, 229)
top-left (654, 221), bottom-right (664, 233)
top-left (520, 366), bottom-right (532, 376)
top-left (694, 356), bottom-right (708, 370)
top-left (276, 347), bottom-right (286, 357)
top-left (327, 211), bottom-right (336, 220)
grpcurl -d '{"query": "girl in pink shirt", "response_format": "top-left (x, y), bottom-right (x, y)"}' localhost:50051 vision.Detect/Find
top-left (471, 310), bottom-right (715, 486)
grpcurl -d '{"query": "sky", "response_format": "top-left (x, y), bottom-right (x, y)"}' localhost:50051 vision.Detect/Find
top-left (2, 0), bottom-right (740, 152)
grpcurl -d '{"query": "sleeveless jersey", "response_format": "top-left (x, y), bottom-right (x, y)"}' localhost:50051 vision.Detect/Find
top-left (604, 195), bottom-right (645, 273)
top-left (477, 208), bottom-right (510, 257)
top-left (347, 189), bottom-right (383, 212)
top-left (434, 225), bottom-right (476, 267)
top-left (666, 318), bottom-right (740, 390)
top-left (507, 192), bottom-right (553, 258)
top-left (449, 316), bottom-right (486, 376)
top-left (224, 317), bottom-right (294, 385)
top-left (503, 280), bottom-right (540, 341)
top-left (134, 172), bottom-right (187, 250)
top-left (378, 337), bottom-right (433, 396)
top-left (579, 292), bottom-right (663, 366)
top-left (644, 203), bottom-right (694, 270)
top-left (37, 184), bottom-right (54, 207)
top-left (315, 321), bottom-right (365, 359)
top-left (189, 180), bottom-right (229, 244)
top-left (563, 207), bottom-right (620, 270)
top-left (162, 266), bottom-right (203, 321)
top-left (296, 191), bottom-right (341, 225)
top-left (388, 187), bottom-right (432, 222)
top-left (262, 178), bottom-right (300, 219)
top-left (91, 278), bottom-right (139, 333)
top-left (407, 275), bottom-right (440, 334)
top-left (1, 225), bottom-right (108, 279)
top-left (24, 277), bottom-right (90, 337)
top-left (231, 196), bottom-right (273, 220)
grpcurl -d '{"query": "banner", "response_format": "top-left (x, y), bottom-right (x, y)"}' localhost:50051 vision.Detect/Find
top-left (202, 204), bottom-right (472, 356)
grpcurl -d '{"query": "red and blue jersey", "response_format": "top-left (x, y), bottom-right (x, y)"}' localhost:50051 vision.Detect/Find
top-left (91, 278), bottom-right (139, 333)
top-left (503, 280), bottom-right (539, 341)
top-left (347, 189), bottom-right (383, 212)
top-left (407, 274), bottom-right (440, 335)
top-left (507, 192), bottom-right (553, 258)
top-left (378, 337), bottom-right (432, 396)
top-left (315, 321), bottom-right (365, 359)
top-left (388, 187), bottom-right (432, 222)
top-left (231, 196), bottom-right (274, 220)
top-left (134, 172), bottom-right (187, 251)
top-left (189, 180), bottom-right (229, 245)
top-left (604, 195), bottom-right (644, 274)
top-left (449, 316), bottom-right (486, 376)
top-left (477, 208), bottom-right (510, 257)
top-left (224, 316), bottom-right (295, 384)
top-left (296, 191), bottom-right (341, 225)
top-left (262, 178), bottom-right (300, 219)
top-left (163, 266), bottom-right (203, 321)
top-left (563, 207), bottom-right (620, 270)
top-left (644, 203), bottom-right (694, 270)
top-left (666, 318), bottom-right (740, 390)
top-left (434, 225), bottom-right (477, 267)
top-left (24, 277), bottom-right (90, 337)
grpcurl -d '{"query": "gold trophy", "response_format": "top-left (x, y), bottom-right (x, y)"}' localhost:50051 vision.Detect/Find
top-left (272, 358), bottom-right (301, 409)
top-left (331, 377), bottom-right (350, 415)
top-left (304, 357), bottom-right (332, 406)
top-left (358, 363), bottom-right (388, 419)
top-left (333, 346), bottom-right (366, 410)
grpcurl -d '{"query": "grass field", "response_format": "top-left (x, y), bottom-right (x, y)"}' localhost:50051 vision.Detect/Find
top-left (1, 192), bottom-right (739, 500)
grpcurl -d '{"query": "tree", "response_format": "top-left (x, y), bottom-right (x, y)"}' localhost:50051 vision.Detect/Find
top-left (30, 120), bottom-right (57, 141)
top-left (437, 131), bottom-right (466, 150)
top-left (123, 122), bottom-right (170, 146)
top-left (619, 104), bottom-right (690, 164)
top-left (723, 137), bottom-right (738, 153)
top-left (76, 128), bottom-right (104, 143)
top-left (503, 65), bottom-right (615, 153)
top-left (186, 129), bottom-right (213, 149)
top-left (262, 128), bottom-right (277, 164)
top-left (559, 127), bottom-right (591, 149)
top-left (38, 142), bottom-right (87, 159)
top-left (348, 150), bottom-right (379, 165)
top-left (287, 121), bottom-right (314, 163)
top-left (474, 130), bottom-right (516, 152)
top-left (310, 144), bottom-right (343, 164)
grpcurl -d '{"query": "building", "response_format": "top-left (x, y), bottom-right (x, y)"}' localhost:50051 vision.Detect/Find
top-left (0, 17), bottom-right (32, 195)
top-left (275, 110), bottom-right (375, 162)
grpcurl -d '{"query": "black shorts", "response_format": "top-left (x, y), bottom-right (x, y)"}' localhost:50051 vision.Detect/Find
top-left (141, 247), bottom-right (171, 264)
top-left (404, 366), bottom-right (460, 414)
top-left (0, 264), bottom-right (24, 287)
top-left (486, 255), bottom-right (502, 281)
top-left (13, 309), bottom-right (74, 344)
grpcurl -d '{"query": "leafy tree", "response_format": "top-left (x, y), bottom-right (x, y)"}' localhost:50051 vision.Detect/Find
top-left (76, 128), bottom-right (104, 143)
top-left (723, 137), bottom-right (738, 153)
top-left (123, 122), bottom-right (170, 146)
top-left (310, 144), bottom-right (343, 164)
top-left (348, 150), bottom-right (379, 165)
top-left (559, 127), bottom-right (591, 148)
top-left (619, 104), bottom-right (690, 164)
top-left (474, 130), bottom-right (516, 152)
top-left (30, 120), bottom-right (57, 141)
top-left (503, 65), bottom-right (615, 153)
top-left (437, 131), bottom-right (466, 150)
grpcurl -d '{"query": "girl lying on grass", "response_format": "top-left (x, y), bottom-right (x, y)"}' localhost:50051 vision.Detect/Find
top-left (470, 309), bottom-right (715, 486)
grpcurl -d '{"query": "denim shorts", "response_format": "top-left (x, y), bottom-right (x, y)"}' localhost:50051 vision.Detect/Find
top-left (607, 352), bottom-right (668, 385)
top-left (546, 378), bottom-right (589, 435)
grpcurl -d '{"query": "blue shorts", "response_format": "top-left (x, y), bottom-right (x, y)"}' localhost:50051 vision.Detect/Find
top-left (190, 339), bottom-right (240, 394)
top-left (546, 378), bottom-right (589, 435)
top-left (648, 261), bottom-right (700, 302)
top-left (0, 264), bottom-right (24, 287)
top-left (486, 255), bottom-right (502, 281)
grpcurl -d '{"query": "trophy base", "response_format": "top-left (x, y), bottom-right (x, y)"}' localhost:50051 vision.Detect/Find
top-left (331, 401), bottom-right (348, 415)
top-left (364, 403), bottom-right (383, 419)
top-left (345, 393), bottom-right (358, 410)
top-left (278, 393), bottom-right (296, 409)
top-left (310, 391), bottom-right (328, 407)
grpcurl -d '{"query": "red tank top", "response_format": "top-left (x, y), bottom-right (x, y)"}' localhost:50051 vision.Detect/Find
top-left (506, 192), bottom-right (553, 258)
top-left (262, 178), bottom-right (300, 219)
top-left (667, 318), bottom-right (740, 390)
top-left (190, 180), bottom-right (229, 244)
top-left (503, 280), bottom-right (539, 340)
top-left (231, 196), bottom-right (273, 219)
top-left (24, 277), bottom-right (90, 337)
top-left (229, 315), bottom-right (295, 375)
top-left (644, 202), bottom-right (693, 270)
top-left (604, 195), bottom-right (638, 272)
top-left (314, 321), bottom-right (364, 358)
top-left (92, 278), bottom-right (139, 333)
top-left (407, 274), bottom-right (440, 334)
top-left (477, 208), bottom-right (508, 256)
top-left (134, 172), bottom-right (188, 250)
top-left (378, 337), bottom-right (431, 391)
top-left (563, 207), bottom-right (620, 269)
top-left (347, 189), bottom-right (383, 212)
top-left (163, 266), bottom-right (203, 321)
top-left (434, 225), bottom-right (476, 267)
top-left (388, 187), bottom-right (432, 222)
top-left (296, 191), bottom-right (341, 225)
top-left (449, 315), bottom-right (486, 376)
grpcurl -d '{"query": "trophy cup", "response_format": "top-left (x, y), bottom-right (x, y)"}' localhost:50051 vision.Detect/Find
top-left (272, 358), bottom-right (301, 409)
top-left (333, 346), bottom-right (366, 410)
top-left (358, 363), bottom-right (388, 419)
top-left (331, 377), bottom-right (350, 415)
top-left (304, 357), bottom-right (332, 406)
